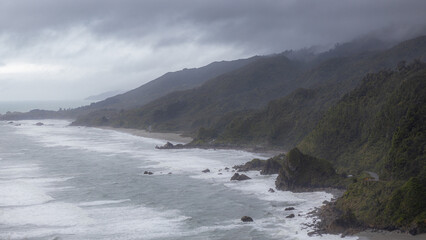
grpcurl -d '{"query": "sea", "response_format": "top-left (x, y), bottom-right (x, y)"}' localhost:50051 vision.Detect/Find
top-left (0, 119), bottom-right (357, 240)
top-left (0, 100), bottom-right (91, 114)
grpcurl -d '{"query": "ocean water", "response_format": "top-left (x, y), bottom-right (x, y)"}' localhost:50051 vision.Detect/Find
top-left (0, 100), bottom-right (91, 114)
top-left (0, 120), bottom-right (356, 240)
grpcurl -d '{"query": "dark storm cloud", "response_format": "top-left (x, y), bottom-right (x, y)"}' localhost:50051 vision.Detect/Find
top-left (1, 0), bottom-right (426, 53)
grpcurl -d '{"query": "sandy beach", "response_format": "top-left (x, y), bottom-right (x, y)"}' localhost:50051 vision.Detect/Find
top-left (100, 127), bottom-right (193, 144)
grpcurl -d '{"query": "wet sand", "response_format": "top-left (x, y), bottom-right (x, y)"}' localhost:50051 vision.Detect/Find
top-left (99, 127), bottom-right (193, 144)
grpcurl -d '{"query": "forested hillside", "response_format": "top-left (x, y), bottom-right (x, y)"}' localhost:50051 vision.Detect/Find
top-left (72, 54), bottom-right (307, 131)
top-left (294, 61), bottom-right (425, 233)
top-left (188, 36), bottom-right (426, 149)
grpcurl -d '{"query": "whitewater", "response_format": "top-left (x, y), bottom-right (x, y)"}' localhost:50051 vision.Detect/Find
top-left (0, 120), bottom-right (356, 240)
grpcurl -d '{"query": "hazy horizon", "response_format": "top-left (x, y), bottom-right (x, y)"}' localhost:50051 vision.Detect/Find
top-left (1, 0), bottom-right (425, 101)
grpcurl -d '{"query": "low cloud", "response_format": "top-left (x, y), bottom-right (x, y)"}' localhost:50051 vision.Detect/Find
top-left (0, 0), bottom-right (425, 100)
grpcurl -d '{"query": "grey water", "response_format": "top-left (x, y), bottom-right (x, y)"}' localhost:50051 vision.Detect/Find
top-left (0, 100), bottom-right (91, 114)
top-left (0, 120), bottom-right (350, 240)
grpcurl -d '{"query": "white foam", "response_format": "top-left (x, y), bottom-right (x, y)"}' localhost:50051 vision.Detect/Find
top-left (141, 148), bottom-right (263, 176)
top-left (0, 204), bottom-right (190, 240)
top-left (1, 120), bottom-right (357, 239)
top-left (78, 199), bottom-right (131, 207)
top-left (0, 180), bottom-right (54, 206)
top-left (0, 164), bottom-right (41, 178)
top-left (0, 202), bottom-right (94, 227)
top-left (12, 120), bottom-right (164, 157)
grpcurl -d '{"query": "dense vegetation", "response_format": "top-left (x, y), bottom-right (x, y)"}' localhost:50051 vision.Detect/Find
top-left (188, 36), bottom-right (426, 149)
top-left (296, 61), bottom-right (426, 233)
top-left (73, 54), bottom-right (308, 132)
top-left (298, 60), bottom-right (426, 175)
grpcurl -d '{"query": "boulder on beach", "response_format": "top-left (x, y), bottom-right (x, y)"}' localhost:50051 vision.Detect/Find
top-left (286, 214), bottom-right (295, 218)
top-left (144, 171), bottom-right (153, 175)
top-left (285, 207), bottom-right (295, 211)
top-left (230, 173), bottom-right (251, 181)
top-left (202, 169), bottom-right (210, 173)
top-left (241, 216), bottom-right (253, 222)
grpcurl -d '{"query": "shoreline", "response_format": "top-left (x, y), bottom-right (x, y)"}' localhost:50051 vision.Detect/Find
top-left (99, 126), bottom-right (284, 157)
top-left (91, 125), bottom-right (425, 240)
top-left (98, 126), bottom-right (193, 144)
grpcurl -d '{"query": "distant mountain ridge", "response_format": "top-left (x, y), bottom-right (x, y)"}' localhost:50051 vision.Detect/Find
top-left (0, 57), bottom-right (258, 120)
top-left (81, 57), bottom-right (259, 111)
top-left (85, 90), bottom-right (124, 101)
top-left (72, 54), bottom-right (308, 131)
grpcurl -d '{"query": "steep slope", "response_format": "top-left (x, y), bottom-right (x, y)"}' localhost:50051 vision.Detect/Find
top-left (298, 60), bottom-right (426, 175)
top-left (189, 36), bottom-right (426, 150)
top-left (293, 61), bottom-right (426, 233)
top-left (73, 55), bottom-right (306, 132)
top-left (82, 57), bottom-right (258, 110)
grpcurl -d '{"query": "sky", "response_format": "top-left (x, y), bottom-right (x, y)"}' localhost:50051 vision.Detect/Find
top-left (0, 0), bottom-right (425, 101)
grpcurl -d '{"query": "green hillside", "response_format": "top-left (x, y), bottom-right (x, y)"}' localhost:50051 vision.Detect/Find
top-left (296, 61), bottom-right (426, 233)
top-left (298, 60), bottom-right (426, 175)
top-left (189, 36), bottom-right (426, 150)
top-left (73, 55), bottom-right (307, 131)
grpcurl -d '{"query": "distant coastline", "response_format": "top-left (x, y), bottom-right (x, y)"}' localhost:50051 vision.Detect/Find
top-left (0, 100), bottom-right (91, 115)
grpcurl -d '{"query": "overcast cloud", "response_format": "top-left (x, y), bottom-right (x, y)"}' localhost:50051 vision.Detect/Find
top-left (0, 0), bottom-right (425, 101)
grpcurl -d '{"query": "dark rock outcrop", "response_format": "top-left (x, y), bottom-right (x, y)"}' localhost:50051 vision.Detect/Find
top-left (144, 171), bottom-right (153, 175)
top-left (286, 214), bottom-right (295, 218)
top-left (233, 158), bottom-right (265, 172)
top-left (233, 154), bottom-right (284, 175)
top-left (231, 173), bottom-right (251, 181)
top-left (202, 169), bottom-right (210, 173)
top-left (155, 142), bottom-right (174, 149)
top-left (285, 207), bottom-right (295, 211)
top-left (241, 216), bottom-right (253, 222)
top-left (275, 148), bottom-right (347, 191)
top-left (155, 142), bottom-right (185, 149)
top-left (35, 122), bottom-right (44, 126)
top-left (313, 201), bottom-right (362, 236)
top-left (268, 188), bottom-right (275, 193)
top-left (260, 155), bottom-right (285, 175)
